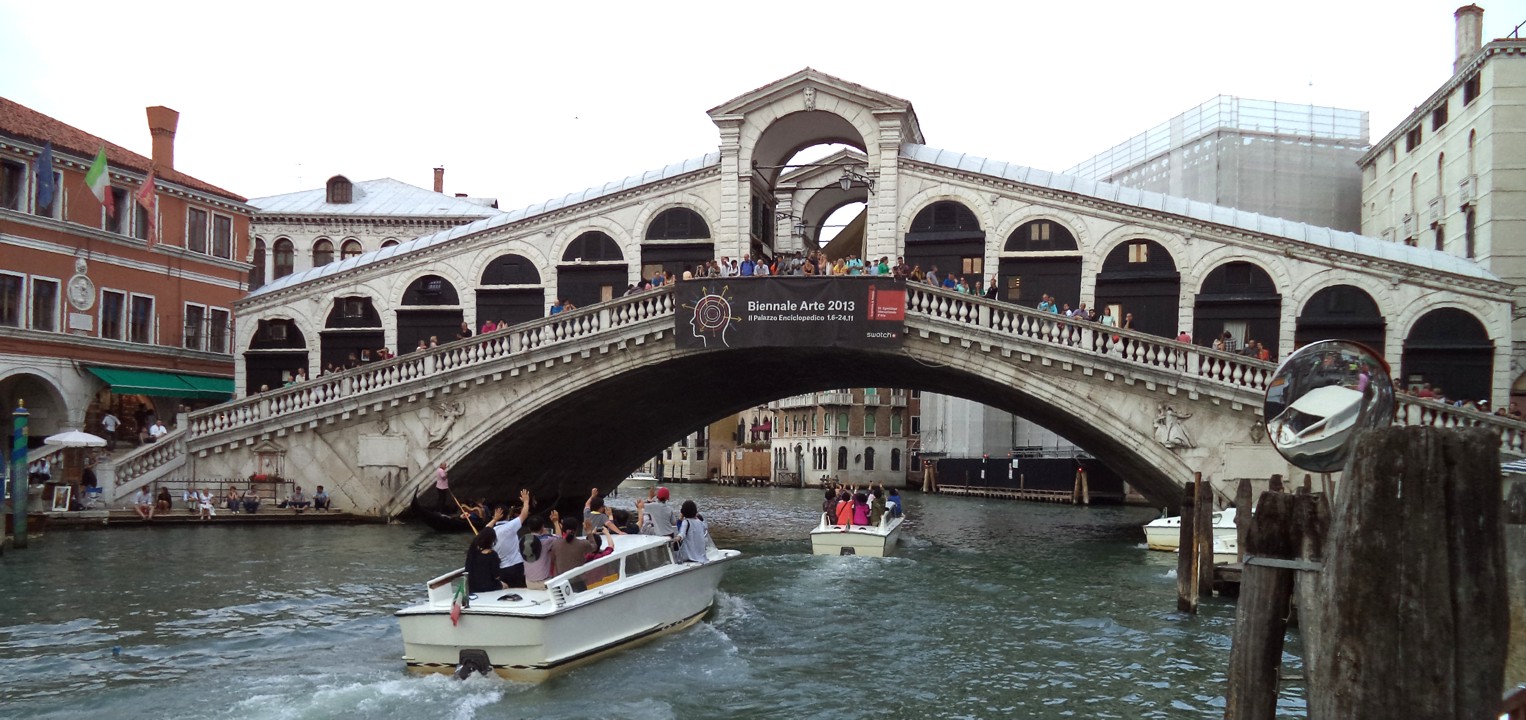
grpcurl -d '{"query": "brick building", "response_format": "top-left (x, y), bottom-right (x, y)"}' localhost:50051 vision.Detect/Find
top-left (0, 99), bottom-right (253, 449)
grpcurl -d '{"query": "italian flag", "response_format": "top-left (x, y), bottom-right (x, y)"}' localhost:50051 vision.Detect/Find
top-left (84, 147), bottom-right (114, 218)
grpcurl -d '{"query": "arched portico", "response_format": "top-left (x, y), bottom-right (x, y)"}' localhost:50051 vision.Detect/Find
top-left (0, 369), bottom-right (71, 447)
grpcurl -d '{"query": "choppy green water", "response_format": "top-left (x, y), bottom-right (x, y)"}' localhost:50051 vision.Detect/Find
top-left (0, 485), bottom-right (1304, 719)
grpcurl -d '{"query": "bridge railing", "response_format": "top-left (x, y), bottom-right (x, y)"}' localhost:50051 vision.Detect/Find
top-left (905, 284), bottom-right (1526, 453)
top-left (186, 289), bottom-right (678, 442)
top-left (906, 285), bottom-right (1274, 392)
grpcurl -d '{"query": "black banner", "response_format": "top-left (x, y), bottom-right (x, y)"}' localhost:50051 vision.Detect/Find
top-left (674, 277), bottom-right (906, 349)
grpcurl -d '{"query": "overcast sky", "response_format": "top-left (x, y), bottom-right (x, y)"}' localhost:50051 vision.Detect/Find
top-left (1, 1), bottom-right (1515, 208)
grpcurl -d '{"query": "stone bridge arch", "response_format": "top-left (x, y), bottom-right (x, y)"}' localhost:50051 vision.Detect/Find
top-left (427, 332), bottom-right (1202, 517)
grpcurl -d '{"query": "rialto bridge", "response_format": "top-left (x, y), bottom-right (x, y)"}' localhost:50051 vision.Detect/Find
top-left (102, 69), bottom-right (1524, 516)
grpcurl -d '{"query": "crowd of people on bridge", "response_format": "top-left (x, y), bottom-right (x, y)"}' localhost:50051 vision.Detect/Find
top-left (462, 485), bottom-right (714, 595)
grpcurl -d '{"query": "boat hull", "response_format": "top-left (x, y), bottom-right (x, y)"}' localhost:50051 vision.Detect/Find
top-left (397, 552), bottom-right (737, 681)
top-left (810, 516), bottom-right (903, 557)
top-left (1143, 508), bottom-right (1239, 552)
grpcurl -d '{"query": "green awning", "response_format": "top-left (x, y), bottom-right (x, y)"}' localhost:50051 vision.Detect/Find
top-left (87, 367), bottom-right (234, 401)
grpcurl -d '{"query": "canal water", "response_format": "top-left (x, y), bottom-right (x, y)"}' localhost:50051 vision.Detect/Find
top-left (0, 485), bottom-right (1304, 719)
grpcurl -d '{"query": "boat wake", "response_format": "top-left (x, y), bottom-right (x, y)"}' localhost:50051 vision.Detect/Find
top-left (226, 671), bottom-right (516, 719)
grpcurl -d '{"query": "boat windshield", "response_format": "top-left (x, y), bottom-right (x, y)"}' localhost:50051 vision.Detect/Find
top-left (560, 543), bottom-right (673, 596)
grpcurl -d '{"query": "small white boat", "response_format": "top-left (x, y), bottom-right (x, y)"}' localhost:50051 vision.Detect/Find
top-left (1143, 507), bottom-right (1239, 552)
top-left (621, 471), bottom-right (658, 489)
top-left (396, 533), bottom-right (740, 681)
top-left (1268, 384), bottom-right (1364, 464)
top-left (1174, 533), bottom-right (1240, 565)
top-left (810, 509), bottom-right (904, 557)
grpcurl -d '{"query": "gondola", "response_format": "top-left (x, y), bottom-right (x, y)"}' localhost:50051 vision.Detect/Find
top-left (408, 489), bottom-right (477, 533)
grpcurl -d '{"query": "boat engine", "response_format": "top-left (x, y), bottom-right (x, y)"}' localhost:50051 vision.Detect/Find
top-left (454, 649), bottom-right (492, 680)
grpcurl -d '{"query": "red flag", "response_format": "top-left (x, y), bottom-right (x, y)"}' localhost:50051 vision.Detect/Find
top-left (136, 168), bottom-right (157, 248)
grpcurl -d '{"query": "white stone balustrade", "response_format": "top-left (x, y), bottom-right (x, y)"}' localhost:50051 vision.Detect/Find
top-left (113, 282), bottom-right (1524, 495)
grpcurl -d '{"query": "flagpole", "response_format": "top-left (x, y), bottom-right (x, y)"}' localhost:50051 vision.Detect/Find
top-left (9, 400), bottom-right (29, 549)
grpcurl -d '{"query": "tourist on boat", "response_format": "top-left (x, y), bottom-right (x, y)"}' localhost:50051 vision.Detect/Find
top-left (821, 489), bottom-right (837, 523)
top-left (459, 498), bottom-right (488, 527)
top-left (548, 511), bottom-right (596, 575)
top-left (834, 490), bottom-right (855, 526)
top-left (313, 485), bottom-right (331, 512)
top-left (585, 489), bottom-right (626, 535)
top-left (611, 508), bottom-right (640, 535)
top-left (521, 515), bottom-right (556, 589)
top-left (133, 487), bottom-right (154, 520)
top-left (851, 492), bottom-right (871, 526)
top-left (673, 500), bottom-right (711, 564)
top-left (869, 487), bottom-right (887, 526)
top-left (887, 488), bottom-right (903, 517)
top-left (465, 528), bottom-right (505, 594)
top-left (639, 487), bottom-right (678, 538)
top-left (490, 489), bottom-right (533, 588)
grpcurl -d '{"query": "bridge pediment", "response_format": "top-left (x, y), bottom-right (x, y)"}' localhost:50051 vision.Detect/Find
top-left (707, 68), bottom-right (921, 137)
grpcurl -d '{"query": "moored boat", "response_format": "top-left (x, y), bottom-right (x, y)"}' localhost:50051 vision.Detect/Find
top-left (408, 490), bottom-right (475, 533)
top-left (1143, 507), bottom-right (1238, 552)
top-left (810, 509), bottom-right (904, 557)
top-left (396, 533), bottom-right (740, 681)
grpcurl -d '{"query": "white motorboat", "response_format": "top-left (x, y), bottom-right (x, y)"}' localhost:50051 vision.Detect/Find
top-left (396, 533), bottom-right (740, 681)
top-left (1268, 384), bottom-right (1365, 465)
top-left (1174, 533), bottom-right (1240, 565)
top-left (621, 471), bottom-right (658, 489)
top-left (1143, 507), bottom-right (1239, 552)
top-left (810, 509), bottom-right (904, 557)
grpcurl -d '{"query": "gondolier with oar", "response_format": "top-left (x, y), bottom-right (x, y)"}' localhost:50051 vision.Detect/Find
top-left (434, 461), bottom-right (451, 513)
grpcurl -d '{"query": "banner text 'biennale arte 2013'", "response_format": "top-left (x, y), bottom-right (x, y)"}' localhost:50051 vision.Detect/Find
top-left (674, 277), bottom-right (906, 350)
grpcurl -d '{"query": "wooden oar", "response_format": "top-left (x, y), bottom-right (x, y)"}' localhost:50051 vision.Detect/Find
top-left (448, 490), bottom-right (478, 535)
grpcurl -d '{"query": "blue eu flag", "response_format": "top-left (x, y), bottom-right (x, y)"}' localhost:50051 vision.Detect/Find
top-left (36, 142), bottom-right (56, 210)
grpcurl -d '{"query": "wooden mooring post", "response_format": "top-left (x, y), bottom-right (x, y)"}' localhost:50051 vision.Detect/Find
top-left (1224, 490), bottom-right (1301, 720)
top-left (1195, 473), bottom-right (1214, 599)
top-left (1177, 478), bottom-right (1199, 614)
top-left (1307, 426), bottom-right (1506, 719)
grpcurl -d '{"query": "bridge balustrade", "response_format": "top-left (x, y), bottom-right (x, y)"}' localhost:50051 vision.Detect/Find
top-left (116, 281), bottom-right (1524, 497)
top-left (185, 290), bottom-right (676, 442)
top-left (905, 285), bottom-right (1273, 391)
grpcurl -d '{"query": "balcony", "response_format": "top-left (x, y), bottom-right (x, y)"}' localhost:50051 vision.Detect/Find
top-left (817, 392), bottom-right (855, 406)
top-left (1427, 196), bottom-right (1444, 224)
top-left (1459, 174), bottom-right (1477, 207)
top-left (775, 394), bottom-right (821, 409)
top-left (1401, 213), bottom-right (1417, 242)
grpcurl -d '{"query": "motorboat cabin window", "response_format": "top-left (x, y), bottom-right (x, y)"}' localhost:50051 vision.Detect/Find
top-left (624, 546), bottom-right (673, 576)
top-left (568, 554), bottom-right (623, 595)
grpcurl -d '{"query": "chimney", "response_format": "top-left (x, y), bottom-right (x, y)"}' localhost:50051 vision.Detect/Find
top-left (433, 167), bottom-right (444, 194)
top-left (1454, 4), bottom-right (1484, 74)
top-left (145, 106), bottom-right (179, 170)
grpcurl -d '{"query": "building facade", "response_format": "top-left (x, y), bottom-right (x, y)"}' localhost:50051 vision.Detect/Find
top-left (769, 388), bottom-right (920, 487)
top-left (1069, 96), bottom-right (1368, 233)
top-left (1, 99), bottom-right (253, 448)
top-left (1358, 5), bottom-right (1526, 401)
top-left (249, 171), bottom-right (500, 288)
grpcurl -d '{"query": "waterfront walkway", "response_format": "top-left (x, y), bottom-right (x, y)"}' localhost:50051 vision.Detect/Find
top-left (15, 507), bottom-right (376, 532)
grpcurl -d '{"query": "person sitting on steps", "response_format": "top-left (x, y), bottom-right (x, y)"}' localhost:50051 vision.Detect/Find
top-left (312, 485), bottom-right (331, 512)
top-left (282, 486), bottom-right (311, 513)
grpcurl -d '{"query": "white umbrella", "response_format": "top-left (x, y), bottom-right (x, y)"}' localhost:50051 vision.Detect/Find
top-left (43, 429), bottom-right (107, 448)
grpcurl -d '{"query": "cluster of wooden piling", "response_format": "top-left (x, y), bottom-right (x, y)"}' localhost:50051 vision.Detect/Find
top-left (1213, 427), bottom-right (1508, 720)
